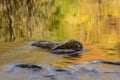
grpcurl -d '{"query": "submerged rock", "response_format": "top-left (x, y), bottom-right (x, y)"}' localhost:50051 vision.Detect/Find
top-left (14, 64), bottom-right (42, 71)
top-left (51, 49), bottom-right (76, 53)
top-left (31, 40), bottom-right (83, 55)
top-left (10, 60), bottom-right (120, 73)
top-left (69, 60), bottom-right (120, 73)
top-left (3, 60), bottom-right (120, 80)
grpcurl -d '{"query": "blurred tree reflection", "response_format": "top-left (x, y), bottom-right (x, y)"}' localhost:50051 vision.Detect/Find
top-left (0, 0), bottom-right (120, 47)
top-left (0, 0), bottom-right (63, 42)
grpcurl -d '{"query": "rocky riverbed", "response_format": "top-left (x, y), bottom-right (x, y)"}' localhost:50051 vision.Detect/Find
top-left (1, 60), bottom-right (120, 80)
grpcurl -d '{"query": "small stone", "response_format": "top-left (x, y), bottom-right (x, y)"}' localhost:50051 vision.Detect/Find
top-left (14, 64), bottom-right (42, 71)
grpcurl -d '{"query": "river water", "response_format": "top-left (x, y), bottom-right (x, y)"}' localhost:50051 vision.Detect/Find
top-left (0, 40), bottom-right (120, 80)
top-left (1, 0), bottom-right (120, 79)
top-left (1, 24), bottom-right (120, 80)
top-left (0, 39), bottom-right (120, 69)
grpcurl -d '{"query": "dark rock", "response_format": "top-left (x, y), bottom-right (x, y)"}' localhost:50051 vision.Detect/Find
top-left (51, 49), bottom-right (76, 53)
top-left (101, 61), bottom-right (120, 65)
top-left (43, 74), bottom-right (55, 78)
top-left (3, 61), bottom-right (120, 80)
top-left (51, 67), bottom-right (73, 75)
top-left (51, 40), bottom-right (83, 51)
top-left (31, 40), bottom-right (60, 49)
top-left (54, 68), bottom-right (70, 72)
top-left (51, 49), bottom-right (82, 56)
top-left (31, 40), bottom-right (83, 55)
top-left (14, 64), bottom-right (42, 71)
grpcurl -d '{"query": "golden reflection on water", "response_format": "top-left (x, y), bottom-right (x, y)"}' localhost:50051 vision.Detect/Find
top-left (72, 44), bottom-right (120, 64)
top-left (0, 0), bottom-right (120, 69)
top-left (0, 40), bottom-right (120, 70)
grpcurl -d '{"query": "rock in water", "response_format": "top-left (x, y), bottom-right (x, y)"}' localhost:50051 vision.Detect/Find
top-left (31, 40), bottom-right (60, 49)
top-left (31, 40), bottom-right (83, 54)
top-left (14, 64), bottom-right (42, 71)
top-left (51, 40), bottom-right (83, 51)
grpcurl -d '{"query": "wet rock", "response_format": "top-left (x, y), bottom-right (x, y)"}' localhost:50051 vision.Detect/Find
top-left (100, 61), bottom-right (120, 65)
top-left (31, 40), bottom-right (58, 49)
top-left (53, 67), bottom-right (73, 74)
top-left (31, 40), bottom-right (83, 55)
top-left (69, 60), bottom-right (120, 73)
top-left (10, 61), bottom-right (120, 74)
top-left (51, 50), bottom-right (82, 56)
top-left (51, 49), bottom-right (76, 53)
top-left (14, 64), bottom-right (42, 71)
top-left (51, 40), bottom-right (83, 51)
top-left (2, 60), bottom-right (120, 80)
